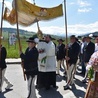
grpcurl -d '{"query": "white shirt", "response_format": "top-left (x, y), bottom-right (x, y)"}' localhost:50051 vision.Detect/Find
top-left (95, 43), bottom-right (98, 52)
top-left (81, 42), bottom-right (87, 54)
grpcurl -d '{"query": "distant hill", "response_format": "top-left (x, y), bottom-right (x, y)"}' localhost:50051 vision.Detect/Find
top-left (89, 31), bottom-right (98, 37)
top-left (81, 31), bottom-right (98, 38)
top-left (2, 28), bottom-right (34, 34)
top-left (2, 27), bottom-right (36, 39)
top-left (2, 27), bottom-right (98, 39)
top-left (2, 27), bottom-right (64, 40)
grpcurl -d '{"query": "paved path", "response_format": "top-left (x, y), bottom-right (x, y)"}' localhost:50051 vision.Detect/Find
top-left (0, 63), bottom-right (87, 98)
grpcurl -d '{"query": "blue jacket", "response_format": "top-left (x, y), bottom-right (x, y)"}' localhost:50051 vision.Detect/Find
top-left (83, 41), bottom-right (95, 63)
top-left (56, 44), bottom-right (65, 60)
top-left (20, 46), bottom-right (39, 76)
top-left (67, 42), bottom-right (80, 65)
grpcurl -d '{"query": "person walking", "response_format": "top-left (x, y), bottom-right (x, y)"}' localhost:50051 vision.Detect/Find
top-left (37, 35), bottom-right (56, 90)
top-left (64, 35), bottom-right (80, 90)
top-left (95, 36), bottom-right (98, 52)
top-left (0, 45), bottom-right (13, 92)
top-left (44, 35), bottom-right (56, 90)
top-left (82, 36), bottom-right (95, 83)
top-left (80, 37), bottom-right (87, 75)
top-left (56, 39), bottom-right (66, 75)
top-left (20, 37), bottom-right (38, 98)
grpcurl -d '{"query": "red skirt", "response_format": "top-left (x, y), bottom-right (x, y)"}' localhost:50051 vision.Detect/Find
top-left (85, 72), bottom-right (98, 98)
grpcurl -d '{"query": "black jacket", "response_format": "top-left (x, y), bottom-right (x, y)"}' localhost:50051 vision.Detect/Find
top-left (67, 42), bottom-right (80, 65)
top-left (0, 46), bottom-right (7, 70)
top-left (83, 41), bottom-right (95, 63)
top-left (20, 46), bottom-right (39, 76)
top-left (56, 44), bottom-right (65, 60)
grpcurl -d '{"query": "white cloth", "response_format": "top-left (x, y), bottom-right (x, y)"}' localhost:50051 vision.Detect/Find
top-left (27, 76), bottom-right (37, 98)
top-left (37, 41), bottom-right (47, 72)
top-left (95, 43), bottom-right (98, 52)
top-left (37, 41), bottom-right (56, 72)
top-left (45, 41), bottom-right (56, 72)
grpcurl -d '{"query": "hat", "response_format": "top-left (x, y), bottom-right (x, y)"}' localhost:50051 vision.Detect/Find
top-left (57, 39), bottom-right (64, 42)
top-left (26, 37), bottom-right (39, 43)
top-left (70, 35), bottom-right (76, 38)
top-left (93, 35), bottom-right (98, 38)
top-left (85, 34), bottom-right (93, 39)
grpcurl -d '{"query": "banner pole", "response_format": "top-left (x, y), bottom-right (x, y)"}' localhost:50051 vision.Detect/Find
top-left (15, 0), bottom-right (26, 81)
top-left (64, 0), bottom-right (69, 70)
top-left (0, 0), bottom-right (5, 87)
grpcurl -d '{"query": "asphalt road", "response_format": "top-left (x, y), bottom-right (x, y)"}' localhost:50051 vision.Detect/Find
top-left (0, 64), bottom-right (87, 98)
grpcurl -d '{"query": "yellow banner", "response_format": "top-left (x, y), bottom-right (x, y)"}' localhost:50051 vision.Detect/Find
top-left (3, 0), bottom-right (63, 26)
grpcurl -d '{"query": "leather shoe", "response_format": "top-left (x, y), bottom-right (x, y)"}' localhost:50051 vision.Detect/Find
top-left (82, 79), bottom-right (87, 83)
top-left (64, 85), bottom-right (70, 90)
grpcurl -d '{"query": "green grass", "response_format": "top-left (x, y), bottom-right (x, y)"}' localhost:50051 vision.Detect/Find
top-left (2, 39), bottom-right (28, 58)
top-left (2, 39), bottom-right (59, 58)
top-left (2, 37), bottom-right (95, 58)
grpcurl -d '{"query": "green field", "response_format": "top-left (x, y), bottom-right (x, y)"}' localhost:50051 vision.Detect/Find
top-left (2, 38), bottom-right (61, 58)
top-left (2, 39), bottom-right (28, 58)
top-left (2, 38), bottom-right (59, 58)
top-left (2, 38), bottom-right (95, 58)
top-left (2, 30), bottom-right (95, 58)
top-left (1, 30), bottom-right (36, 58)
top-left (1, 30), bottom-right (64, 58)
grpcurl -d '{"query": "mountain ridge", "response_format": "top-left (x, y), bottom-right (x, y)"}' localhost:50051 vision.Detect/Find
top-left (2, 27), bottom-right (98, 38)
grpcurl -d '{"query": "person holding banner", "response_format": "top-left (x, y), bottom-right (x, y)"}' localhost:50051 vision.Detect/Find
top-left (20, 37), bottom-right (38, 98)
top-left (64, 35), bottom-right (80, 90)
top-left (44, 35), bottom-right (56, 90)
top-left (37, 35), bottom-right (56, 90)
top-left (0, 45), bottom-right (13, 93)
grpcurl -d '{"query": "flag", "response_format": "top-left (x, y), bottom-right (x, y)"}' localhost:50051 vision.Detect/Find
top-left (3, 0), bottom-right (63, 26)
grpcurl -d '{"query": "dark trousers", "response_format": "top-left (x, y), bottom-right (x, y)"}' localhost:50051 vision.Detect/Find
top-left (81, 61), bottom-right (86, 75)
top-left (37, 71), bottom-right (56, 89)
top-left (81, 54), bottom-right (86, 75)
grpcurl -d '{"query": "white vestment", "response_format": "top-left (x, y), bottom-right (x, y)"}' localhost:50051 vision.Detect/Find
top-left (37, 41), bottom-right (56, 72)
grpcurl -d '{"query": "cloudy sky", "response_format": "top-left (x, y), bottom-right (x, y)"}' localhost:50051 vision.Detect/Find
top-left (0, 0), bottom-right (98, 36)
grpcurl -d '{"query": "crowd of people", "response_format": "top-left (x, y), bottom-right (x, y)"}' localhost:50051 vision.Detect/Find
top-left (0, 34), bottom-right (98, 98)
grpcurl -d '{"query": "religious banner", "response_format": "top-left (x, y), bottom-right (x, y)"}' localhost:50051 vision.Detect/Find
top-left (3, 0), bottom-right (63, 26)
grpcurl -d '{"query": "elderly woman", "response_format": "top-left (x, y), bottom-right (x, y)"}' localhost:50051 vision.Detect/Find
top-left (85, 51), bottom-right (98, 98)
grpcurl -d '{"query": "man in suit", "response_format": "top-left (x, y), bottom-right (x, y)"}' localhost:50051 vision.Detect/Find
top-left (0, 45), bottom-right (13, 92)
top-left (95, 36), bottom-right (98, 52)
top-left (82, 36), bottom-right (95, 83)
top-left (56, 39), bottom-right (66, 75)
top-left (80, 37), bottom-right (87, 75)
top-left (64, 35), bottom-right (80, 90)
top-left (20, 37), bottom-right (38, 98)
